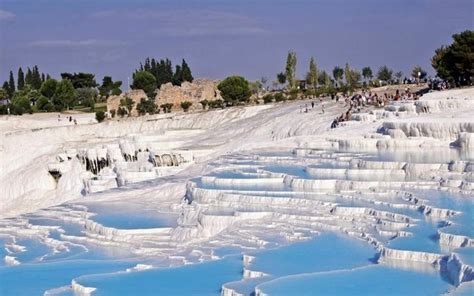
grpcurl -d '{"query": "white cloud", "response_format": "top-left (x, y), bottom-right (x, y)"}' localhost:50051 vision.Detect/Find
top-left (0, 9), bottom-right (15, 21)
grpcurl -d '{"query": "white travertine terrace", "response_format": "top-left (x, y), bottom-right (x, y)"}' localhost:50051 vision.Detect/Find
top-left (0, 87), bottom-right (473, 294)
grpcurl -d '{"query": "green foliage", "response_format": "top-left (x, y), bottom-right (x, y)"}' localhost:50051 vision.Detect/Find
top-left (332, 66), bottom-right (344, 83)
top-left (61, 72), bottom-right (98, 89)
top-left (117, 107), bottom-right (127, 117)
top-left (288, 89), bottom-right (299, 100)
top-left (181, 59), bottom-right (193, 83)
top-left (11, 88), bottom-right (32, 115)
top-left (95, 111), bottom-right (106, 122)
top-left (76, 88), bottom-right (98, 110)
top-left (99, 76), bottom-right (122, 98)
top-left (277, 72), bottom-right (286, 85)
top-left (318, 70), bottom-right (330, 86)
top-left (411, 66), bottom-right (427, 79)
top-left (137, 98), bottom-right (158, 115)
top-left (377, 66), bottom-right (393, 82)
top-left (349, 69), bottom-right (361, 88)
top-left (0, 88), bottom-right (8, 101)
top-left (208, 99), bottom-right (224, 109)
top-left (249, 80), bottom-right (263, 95)
top-left (24, 66), bottom-right (42, 89)
top-left (40, 79), bottom-right (58, 99)
top-left (53, 79), bottom-right (76, 109)
top-left (432, 30), bottom-right (473, 85)
top-left (262, 94), bottom-right (274, 104)
top-left (36, 96), bottom-right (52, 111)
top-left (17, 67), bottom-right (25, 90)
top-left (172, 65), bottom-right (182, 86)
top-left (131, 71), bottom-right (157, 98)
top-left (285, 51), bottom-right (297, 89)
top-left (137, 57), bottom-right (193, 89)
top-left (200, 99), bottom-right (209, 109)
top-left (362, 67), bottom-right (373, 80)
top-left (307, 57), bottom-right (318, 89)
top-left (217, 76), bottom-right (251, 104)
top-left (273, 92), bottom-right (286, 102)
top-left (160, 103), bottom-right (173, 113)
top-left (180, 101), bottom-right (192, 112)
top-left (120, 97), bottom-right (135, 114)
top-left (8, 71), bottom-right (15, 97)
top-left (344, 63), bottom-right (352, 86)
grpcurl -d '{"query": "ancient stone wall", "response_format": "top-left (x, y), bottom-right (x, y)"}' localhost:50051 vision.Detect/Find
top-left (155, 79), bottom-right (222, 111)
top-left (107, 79), bottom-right (221, 116)
top-left (107, 89), bottom-right (147, 117)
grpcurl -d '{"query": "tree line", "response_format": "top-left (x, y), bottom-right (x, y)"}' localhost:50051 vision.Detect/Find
top-left (0, 57), bottom-right (194, 116)
top-left (1, 30), bottom-right (471, 117)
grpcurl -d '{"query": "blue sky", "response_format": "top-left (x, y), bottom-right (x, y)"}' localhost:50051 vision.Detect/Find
top-left (0, 0), bottom-right (472, 85)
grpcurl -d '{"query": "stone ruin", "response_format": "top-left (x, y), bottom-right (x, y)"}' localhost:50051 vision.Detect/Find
top-left (106, 79), bottom-right (222, 116)
top-left (155, 79), bottom-right (222, 111)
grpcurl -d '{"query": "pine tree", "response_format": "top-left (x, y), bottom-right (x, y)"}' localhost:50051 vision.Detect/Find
top-left (41, 73), bottom-right (46, 83)
top-left (181, 59), bottom-right (193, 83)
top-left (8, 71), bottom-right (15, 97)
top-left (17, 67), bottom-right (25, 90)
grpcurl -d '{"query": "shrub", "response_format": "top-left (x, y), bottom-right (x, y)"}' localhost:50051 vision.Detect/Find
top-left (289, 89), bottom-right (299, 100)
top-left (120, 97), bottom-right (135, 114)
top-left (273, 93), bottom-right (286, 102)
top-left (137, 98), bottom-right (158, 115)
top-left (160, 103), bottom-right (173, 113)
top-left (36, 96), bottom-right (51, 111)
top-left (110, 109), bottom-right (116, 118)
top-left (117, 107), bottom-right (128, 117)
top-left (200, 99), bottom-right (209, 109)
top-left (95, 111), bottom-right (105, 122)
top-left (180, 101), bottom-right (192, 112)
top-left (208, 99), bottom-right (224, 109)
top-left (217, 76), bottom-right (251, 104)
top-left (262, 94), bottom-right (274, 104)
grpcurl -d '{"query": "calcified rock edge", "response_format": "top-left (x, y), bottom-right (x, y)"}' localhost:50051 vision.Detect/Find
top-left (0, 88), bottom-right (473, 295)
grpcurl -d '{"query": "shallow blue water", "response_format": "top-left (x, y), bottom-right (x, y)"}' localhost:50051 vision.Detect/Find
top-left (257, 265), bottom-right (451, 296)
top-left (91, 211), bottom-right (178, 229)
top-left (249, 233), bottom-right (376, 276)
top-left (388, 220), bottom-right (442, 254)
top-left (76, 256), bottom-right (243, 295)
top-left (0, 259), bottom-right (137, 296)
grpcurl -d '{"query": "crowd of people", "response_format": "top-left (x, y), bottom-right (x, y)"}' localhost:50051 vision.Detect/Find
top-left (330, 88), bottom-right (422, 129)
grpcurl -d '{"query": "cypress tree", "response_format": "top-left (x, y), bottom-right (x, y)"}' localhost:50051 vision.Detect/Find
top-left (173, 65), bottom-right (182, 86)
top-left (25, 68), bottom-right (33, 87)
top-left (41, 73), bottom-right (46, 83)
top-left (17, 67), bottom-right (25, 90)
top-left (8, 71), bottom-right (15, 96)
top-left (32, 66), bottom-right (42, 89)
top-left (181, 59), bottom-right (193, 83)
